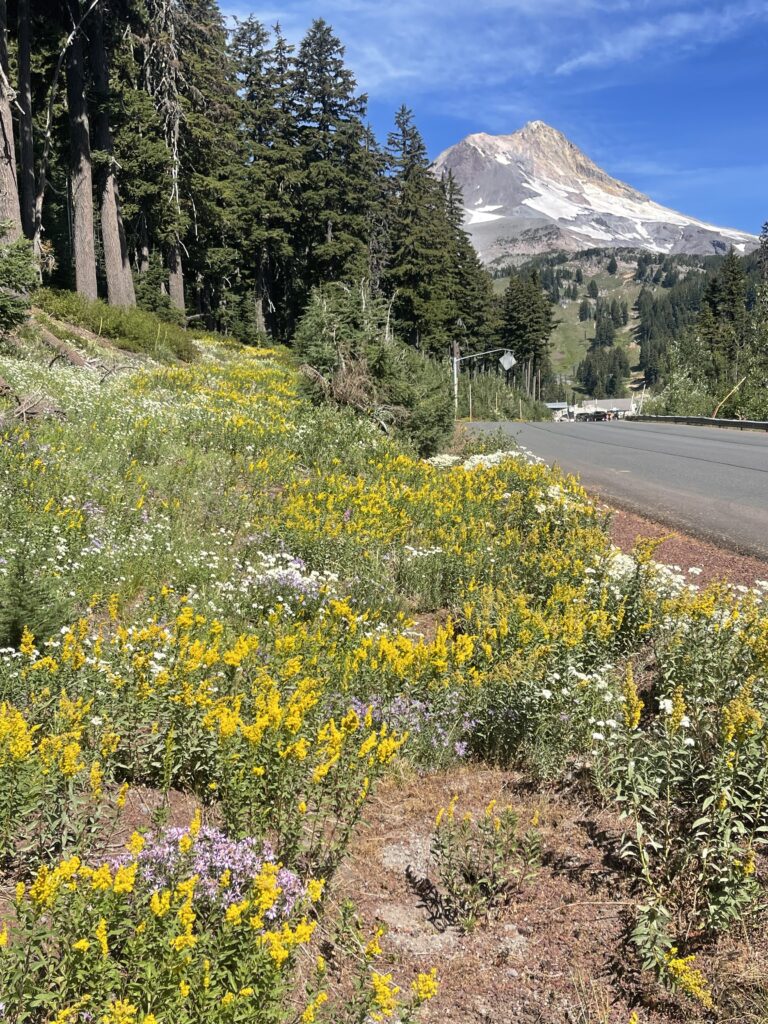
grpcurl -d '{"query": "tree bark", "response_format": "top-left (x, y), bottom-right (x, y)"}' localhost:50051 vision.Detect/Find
top-left (65, 0), bottom-right (98, 299)
top-left (0, 0), bottom-right (22, 240)
top-left (17, 0), bottom-right (34, 239)
top-left (88, 5), bottom-right (135, 306)
top-left (168, 243), bottom-right (185, 311)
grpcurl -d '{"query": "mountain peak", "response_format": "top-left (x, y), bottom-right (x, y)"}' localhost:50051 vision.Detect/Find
top-left (433, 122), bottom-right (758, 262)
top-left (515, 119), bottom-right (563, 137)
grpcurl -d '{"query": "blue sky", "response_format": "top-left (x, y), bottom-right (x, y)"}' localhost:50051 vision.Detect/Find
top-left (222, 0), bottom-right (768, 234)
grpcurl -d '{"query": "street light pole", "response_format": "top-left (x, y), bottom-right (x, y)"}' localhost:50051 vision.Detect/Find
top-left (452, 338), bottom-right (460, 420)
top-left (451, 347), bottom-right (517, 420)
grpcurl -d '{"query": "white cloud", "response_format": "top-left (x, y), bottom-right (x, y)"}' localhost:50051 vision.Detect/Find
top-left (224, 0), bottom-right (556, 93)
top-left (556, 1), bottom-right (768, 74)
top-left (222, 0), bottom-right (768, 121)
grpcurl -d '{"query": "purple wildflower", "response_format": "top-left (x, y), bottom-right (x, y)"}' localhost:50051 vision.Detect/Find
top-left (113, 826), bottom-right (304, 916)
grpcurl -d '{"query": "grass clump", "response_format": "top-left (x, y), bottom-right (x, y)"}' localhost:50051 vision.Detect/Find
top-left (34, 288), bottom-right (199, 362)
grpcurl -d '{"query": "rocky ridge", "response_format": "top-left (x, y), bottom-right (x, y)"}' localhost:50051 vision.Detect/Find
top-left (433, 121), bottom-right (758, 263)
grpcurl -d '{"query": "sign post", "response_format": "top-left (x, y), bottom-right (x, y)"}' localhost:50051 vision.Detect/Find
top-left (451, 348), bottom-right (517, 419)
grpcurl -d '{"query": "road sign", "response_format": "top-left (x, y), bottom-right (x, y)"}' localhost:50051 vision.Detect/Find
top-left (499, 351), bottom-right (517, 372)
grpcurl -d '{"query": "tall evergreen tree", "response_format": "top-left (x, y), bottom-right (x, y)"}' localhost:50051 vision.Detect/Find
top-left (384, 106), bottom-right (453, 354)
top-left (65, 0), bottom-right (97, 298)
top-left (498, 273), bottom-right (555, 398)
top-left (16, 0), bottom-right (34, 239)
top-left (441, 170), bottom-right (495, 352)
top-left (291, 19), bottom-right (378, 317)
top-left (89, 3), bottom-right (136, 306)
top-left (231, 18), bottom-right (300, 335)
top-left (0, 0), bottom-right (22, 239)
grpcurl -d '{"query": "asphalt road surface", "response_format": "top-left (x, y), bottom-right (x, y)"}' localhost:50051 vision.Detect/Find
top-left (471, 419), bottom-right (768, 559)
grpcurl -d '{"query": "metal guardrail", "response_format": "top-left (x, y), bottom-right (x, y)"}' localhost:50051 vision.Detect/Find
top-left (628, 414), bottom-right (768, 432)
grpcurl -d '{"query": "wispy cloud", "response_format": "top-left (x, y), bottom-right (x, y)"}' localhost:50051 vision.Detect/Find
top-left (556, 1), bottom-right (768, 74)
top-left (223, 0), bottom-right (767, 102)
top-left (220, 0), bottom-right (768, 232)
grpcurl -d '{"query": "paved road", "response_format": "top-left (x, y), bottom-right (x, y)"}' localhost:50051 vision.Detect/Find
top-left (471, 420), bottom-right (768, 559)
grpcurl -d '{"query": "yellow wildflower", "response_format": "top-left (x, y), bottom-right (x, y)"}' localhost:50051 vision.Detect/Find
top-left (127, 831), bottom-right (145, 856)
top-left (307, 878), bottom-right (325, 903)
top-left (412, 968), bottom-right (439, 1002)
top-left (301, 992), bottom-right (328, 1023)
top-left (664, 947), bottom-right (714, 1010)
top-left (89, 760), bottom-right (104, 798)
top-left (90, 864), bottom-right (113, 891)
top-left (370, 972), bottom-right (400, 1021)
top-left (29, 865), bottom-right (61, 908)
top-left (95, 917), bottom-right (109, 959)
top-left (60, 741), bottom-right (85, 777)
top-left (366, 925), bottom-right (385, 958)
top-left (72, 939), bottom-right (90, 953)
top-left (20, 626), bottom-right (36, 657)
top-left (114, 862), bottom-right (138, 895)
top-left (292, 917), bottom-right (316, 944)
top-left (669, 687), bottom-right (686, 734)
top-left (226, 899), bottom-right (250, 926)
top-left (116, 782), bottom-right (130, 808)
top-left (189, 807), bottom-right (202, 839)
top-left (622, 664), bottom-right (644, 730)
top-left (150, 890), bottom-right (171, 918)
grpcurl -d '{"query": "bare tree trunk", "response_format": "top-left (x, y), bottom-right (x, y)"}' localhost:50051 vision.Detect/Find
top-left (139, 231), bottom-right (150, 274)
top-left (17, 0), bottom-right (34, 238)
top-left (65, 0), bottom-right (97, 299)
top-left (168, 243), bottom-right (185, 311)
top-left (33, 0), bottom-right (101, 256)
top-left (0, 0), bottom-right (22, 240)
top-left (88, 6), bottom-right (135, 306)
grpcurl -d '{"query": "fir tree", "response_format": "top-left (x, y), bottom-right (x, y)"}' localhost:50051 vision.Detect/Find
top-left (384, 106), bottom-right (453, 354)
top-left (498, 273), bottom-right (555, 398)
top-left (291, 19), bottom-right (378, 316)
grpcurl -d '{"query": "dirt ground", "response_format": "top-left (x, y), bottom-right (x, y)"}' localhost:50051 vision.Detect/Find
top-left (607, 506), bottom-right (768, 590)
top-left (326, 509), bottom-right (768, 1024)
top-left (335, 768), bottom-right (767, 1024)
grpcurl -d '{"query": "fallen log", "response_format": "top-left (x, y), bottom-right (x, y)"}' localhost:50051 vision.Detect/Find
top-left (38, 326), bottom-right (89, 368)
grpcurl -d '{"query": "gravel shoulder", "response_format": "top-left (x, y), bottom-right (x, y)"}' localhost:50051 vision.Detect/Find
top-left (606, 503), bottom-right (768, 589)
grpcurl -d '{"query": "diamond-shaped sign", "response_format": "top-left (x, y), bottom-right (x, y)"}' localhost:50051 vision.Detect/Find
top-left (499, 351), bottom-right (517, 371)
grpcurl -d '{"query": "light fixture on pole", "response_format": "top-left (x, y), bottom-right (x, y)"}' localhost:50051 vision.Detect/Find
top-left (451, 348), bottom-right (517, 418)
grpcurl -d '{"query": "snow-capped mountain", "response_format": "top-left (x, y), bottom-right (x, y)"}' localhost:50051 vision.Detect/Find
top-left (432, 121), bottom-right (758, 263)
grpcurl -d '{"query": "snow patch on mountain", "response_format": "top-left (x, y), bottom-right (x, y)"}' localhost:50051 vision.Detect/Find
top-left (432, 121), bottom-right (758, 261)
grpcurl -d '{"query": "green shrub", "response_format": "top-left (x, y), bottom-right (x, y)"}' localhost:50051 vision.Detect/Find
top-left (0, 224), bottom-right (38, 336)
top-left (295, 281), bottom-right (453, 455)
top-left (34, 288), bottom-right (198, 362)
top-left (133, 254), bottom-right (185, 325)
